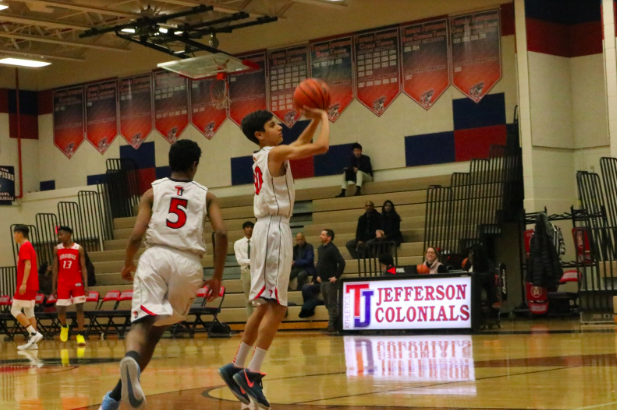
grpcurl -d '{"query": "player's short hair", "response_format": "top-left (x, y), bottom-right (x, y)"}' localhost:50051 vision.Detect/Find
top-left (58, 226), bottom-right (73, 234)
top-left (14, 224), bottom-right (29, 238)
top-left (241, 110), bottom-right (274, 145)
top-left (169, 139), bottom-right (201, 172)
top-left (352, 143), bottom-right (362, 151)
top-left (322, 229), bottom-right (335, 241)
top-left (242, 221), bottom-right (254, 229)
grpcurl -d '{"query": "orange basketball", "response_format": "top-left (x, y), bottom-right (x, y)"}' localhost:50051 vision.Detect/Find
top-left (417, 263), bottom-right (430, 274)
top-left (293, 78), bottom-right (331, 110)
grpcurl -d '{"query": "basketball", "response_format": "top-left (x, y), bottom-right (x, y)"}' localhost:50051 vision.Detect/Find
top-left (293, 78), bottom-right (331, 111)
top-left (417, 263), bottom-right (430, 274)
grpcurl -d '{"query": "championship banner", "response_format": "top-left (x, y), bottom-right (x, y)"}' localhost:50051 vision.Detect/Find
top-left (53, 86), bottom-right (85, 159)
top-left (401, 19), bottom-right (450, 110)
top-left (86, 80), bottom-right (118, 154)
top-left (310, 36), bottom-right (353, 122)
top-left (153, 70), bottom-right (189, 143)
top-left (354, 27), bottom-right (401, 116)
top-left (190, 77), bottom-right (227, 140)
top-left (120, 74), bottom-right (153, 149)
top-left (450, 9), bottom-right (501, 103)
top-left (0, 166), bottom-right (15, 205)
top-left (268, 45), bottom-right (308, 127)
top-left (228, 52), bottom-right (267, 127)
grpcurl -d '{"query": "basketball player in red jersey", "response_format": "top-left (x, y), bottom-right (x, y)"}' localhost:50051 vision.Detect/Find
top-left (11, 224), bottom-right (44, 350)
top-left (52, 226), bottom-right (89, 345)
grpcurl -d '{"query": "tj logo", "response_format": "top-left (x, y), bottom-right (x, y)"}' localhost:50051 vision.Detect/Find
top-left (346, 284), bottom-right (374, 328)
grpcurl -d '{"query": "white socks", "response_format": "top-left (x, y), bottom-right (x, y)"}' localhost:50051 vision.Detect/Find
top-left (26, 325), bottom-right (36, 335)
top-left (248, 348), bottom-right (267, 373)
top-left (233, 342), bottom-right (252, 368)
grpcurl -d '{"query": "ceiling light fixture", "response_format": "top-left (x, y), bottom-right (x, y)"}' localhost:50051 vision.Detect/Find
top-left (159, 27), bottom-right (168, 34)
top-left (0, 4), bottom-right (8, 11)
top-left (121, 28), bottom-right (136, 34)
top-left (0, 57), bottom-right (51, 67)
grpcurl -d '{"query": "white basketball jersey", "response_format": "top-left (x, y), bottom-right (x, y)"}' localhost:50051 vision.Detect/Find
top-left (145, 178), bottom-right (208, 256)
top-left (253, 146), bottom-right (295, 219)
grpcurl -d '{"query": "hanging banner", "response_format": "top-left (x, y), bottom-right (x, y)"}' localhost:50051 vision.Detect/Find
top-left (85, 79), bottom-right (118, 154)
top-left (268, 45), bottom-right (308, 128)
top-left (450, 9), bottom-right (501, 103)
top-left (354, 27), bottom-right (401, 116)
top-left (229, 52), bottom-right (267, 128)
top-left (0, 166), bottom-right (15, 205)
top-left (119, 74), bottom-right (153, 149)
top-left (401, 19), bottom-right (450, 110)
top-left (153, 70), bottom-right (189, 143)
top-left (310, 36), bottom-right (354, 122)
top-left (53, 86), bottom-right (85, 159)
top-left (190, 77), bottom-right (227, 140)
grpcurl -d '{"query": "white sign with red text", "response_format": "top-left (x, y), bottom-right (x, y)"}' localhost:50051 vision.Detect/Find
top-left (342, 277), bottom-right (472, 331)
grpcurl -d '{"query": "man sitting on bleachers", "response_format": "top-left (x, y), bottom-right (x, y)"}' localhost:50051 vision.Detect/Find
top-left (336, 143), bottom-right (373, 197)
top-left (290, 233), bottom-right (315, 291)
top-left (346, 201), bottom-right (381, 259)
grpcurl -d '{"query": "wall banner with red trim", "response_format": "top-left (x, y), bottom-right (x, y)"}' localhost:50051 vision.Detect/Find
top-left (85, 79), bottom-right (118, 154)
top-left (53, 86), bottom-right (85, 159)
top-left (190, 77), bottom-right (227, 140)
top-left (450, 9), bottom-right (501, 103)
top-left (119, 74), bottom-right (153, 149)
top-left (228, 52), bottom-right (267, 128)
top-left (401, 19), bottom-right (450, 110)
top-left (310, 36), bottom-right (354, 122)
top-left (153, 70), bottom-right (189, 143)
top-left (354, 27), bottom-right (401, 116)
top-left (267, 45), bottom-right (308, 128)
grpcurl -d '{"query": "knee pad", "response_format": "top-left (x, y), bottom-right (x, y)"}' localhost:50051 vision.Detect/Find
top-left (23, 306), bottom-right (35, 319)
top-left (10, 305), bottom-right (22, 319)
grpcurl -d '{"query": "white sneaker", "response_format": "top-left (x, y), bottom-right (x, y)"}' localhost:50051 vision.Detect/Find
top-left (120, 357), bottom-right (145, 409)
top-left (17, 332), bottom-right (43, 350)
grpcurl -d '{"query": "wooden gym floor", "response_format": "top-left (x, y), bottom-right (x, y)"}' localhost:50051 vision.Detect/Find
top-left (1, 320), bottom-right (617, 410)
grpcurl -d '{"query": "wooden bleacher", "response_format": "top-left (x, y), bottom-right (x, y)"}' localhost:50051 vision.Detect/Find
top-left (88, 175), bottom-right (450, 330)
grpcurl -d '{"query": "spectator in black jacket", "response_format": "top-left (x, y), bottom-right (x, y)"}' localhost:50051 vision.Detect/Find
top-left (375, 200), bottom-right (403, 246)
top-left (336, 143), bottom-right (374, 197)
top-left (317, 229), bottom-right (346, 333)
top-left (38, 262), bottom-right (53, 295)
top-left (346, 201), bottom-right (381, 259)
top-left (291, 233), bottom-right (316, 290)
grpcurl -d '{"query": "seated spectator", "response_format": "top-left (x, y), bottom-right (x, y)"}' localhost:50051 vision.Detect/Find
top-left (291, 233), bottom-right (316, 291)
top-left (420, 247), bottom-right (448, 274)
top-left (38, 262), bottom-right (53, 295)
top-left (375, 200), bottom-right (402, 246)
top-left (464, 243), bottom-right (498, 308)
top-left (346, 201), bottom-right (381, 259)
top-left (336, 143), bottom-right (373, 197)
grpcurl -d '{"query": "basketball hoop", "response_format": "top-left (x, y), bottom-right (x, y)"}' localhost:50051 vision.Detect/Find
top-left (211, 76), bottom-right (229, 110)
top-left (157, 53), bottom-right (257, 80)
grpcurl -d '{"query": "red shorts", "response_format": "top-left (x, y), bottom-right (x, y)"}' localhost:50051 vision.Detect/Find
top-left (57, 282), bottom-right (86, 306)
top-left (13, 290), bottom-right (37, 301)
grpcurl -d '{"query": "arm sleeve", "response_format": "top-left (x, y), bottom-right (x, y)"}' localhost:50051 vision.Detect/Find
top-left (335, 247), bottom-right (346, 278)
top-left (20, 246), bottom-right (32, 261)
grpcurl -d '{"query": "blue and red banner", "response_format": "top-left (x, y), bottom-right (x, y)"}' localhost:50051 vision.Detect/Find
top-left (354, 27), bottom-right (401, 116)
top-left (401, 19), bottom-right (450, 110)
top-left (153, 70), bottom-right (189, 143)
top-left (268, 45), bottom-right (308, 127)
top-left (229, 52), bottom-right (267, 128)
top-left (119, 74), bottom-right (153, 149)
top-left (190, 77), bottom-right (227, 139)
top-left (450, 9), bottom-right (501, 103)
top-left (86, 79), bottom-right (118, 154)
top-left (53, 86), bottom-right (85, 159)
top-left (310, 36), bottom-right (354, 122)
top-left (0, 166), bottom-right (15, 205)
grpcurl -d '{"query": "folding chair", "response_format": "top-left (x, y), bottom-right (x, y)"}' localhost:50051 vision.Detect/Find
top-left (0, 295), bottom-right (14, 337)
top-left (86, 290), bottom-right (120, 337)
top-left (33, 294), bottom-right (54, 338)
top-left (64, 290), bottom-right (101, 337)
top-left (104, 290), bottom-right (133, 338)
top-left (171, 286), bottom-right (209, 337)
top-left (190, 286), bottom-right (228, 337)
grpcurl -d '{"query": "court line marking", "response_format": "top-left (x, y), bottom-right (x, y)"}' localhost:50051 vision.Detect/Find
top-left (576, 401), bottom-right (617, 410)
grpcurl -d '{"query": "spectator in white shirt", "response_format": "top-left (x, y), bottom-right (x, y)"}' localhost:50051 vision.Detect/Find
top-left (234, 221), bottom-right (254, 317)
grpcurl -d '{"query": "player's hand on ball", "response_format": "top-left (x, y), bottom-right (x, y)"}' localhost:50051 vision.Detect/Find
top-left (19, 284), bottom-right (26, 295)
top-left (302, 106), bottom-right (327, 120)
top-left (121, 263), bottom-right (136, 282)
top-left (205, 278), bottom-right (221, 302)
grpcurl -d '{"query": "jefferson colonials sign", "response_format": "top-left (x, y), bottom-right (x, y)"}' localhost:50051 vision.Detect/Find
top-left (342, 277), bottom-right (472, 331)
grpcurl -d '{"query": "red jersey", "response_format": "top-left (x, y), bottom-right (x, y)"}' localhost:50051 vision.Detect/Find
top-left (15, 241), bottom-right (38, 300)
top-left (57, 243), bottom-right (83, 285)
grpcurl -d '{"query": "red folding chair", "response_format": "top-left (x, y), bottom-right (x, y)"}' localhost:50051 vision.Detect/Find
top-left (86, 290), bottom-right (120, 336)
top-left (0, 296), bottom-right (13, 337)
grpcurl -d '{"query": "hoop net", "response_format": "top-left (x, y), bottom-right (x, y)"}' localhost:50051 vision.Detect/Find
top-left (210, 77), bottom-right (230, 110)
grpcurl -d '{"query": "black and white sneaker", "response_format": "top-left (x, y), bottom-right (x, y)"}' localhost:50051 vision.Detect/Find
top-left (120, 357), bottom-right (146, 409)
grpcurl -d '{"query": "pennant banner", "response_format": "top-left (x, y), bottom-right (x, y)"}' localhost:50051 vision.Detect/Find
top-left (53, 86), bottom-right (85, 159)
top-left (86, 79), bottom-right (118, 154)
top-left (119, 74), bottom-right (153, 149)
top-left (190, 77), bottom-right (227, 139)
top-left (229, 53), bottom-right (267, 127)
top-left (310, 36), bottom-right (354, 122)
top-left (0, 166), bottom-right (15, 205)
top-left (450, 9), bottom-right (501, 103)
top-left (401, 19), bottom-right (450, 110)
top-left (153, 70), bottom-right (189, 143)
top-left (268, 45), bottom-right (308, 128)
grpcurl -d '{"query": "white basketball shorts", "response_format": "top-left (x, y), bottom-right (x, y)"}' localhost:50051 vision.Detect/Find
top-left (132, 246), bottom-right (203, 326)
top-left (249, 215), bottom-right (293, 307)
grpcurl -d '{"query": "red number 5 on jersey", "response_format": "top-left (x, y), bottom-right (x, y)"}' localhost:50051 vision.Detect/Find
top-left (254, 166), bottom-right (264, 195)
top-left (167, 198), bottom-right (188, 229)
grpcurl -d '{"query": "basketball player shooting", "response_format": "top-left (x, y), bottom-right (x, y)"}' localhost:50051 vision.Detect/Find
top-left (98, 140), bottom-right (228, 410)
top-left (219, 106), bottom-right (330, 408)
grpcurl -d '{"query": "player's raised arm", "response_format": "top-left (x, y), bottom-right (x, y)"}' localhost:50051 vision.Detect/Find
top-left (270, 108), bottom-right (330, 166)
top-left (122, 189), bottom-right (154, 281)
top-left (205, 191), bottom-right (227, 300)
top-left (290, 110), bottom-right (322, 147)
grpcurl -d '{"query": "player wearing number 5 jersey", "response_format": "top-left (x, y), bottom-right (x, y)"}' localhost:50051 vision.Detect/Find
top-left (98, 139), bottom-right (228, 410)
top-left (219, 108), bottom-right (330, 408)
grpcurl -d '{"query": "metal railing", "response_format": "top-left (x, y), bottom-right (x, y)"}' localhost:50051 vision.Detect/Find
top-left (0, 266), bottom-right (16, 296)
top-left (357, 241), bottom-right (398, 277)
